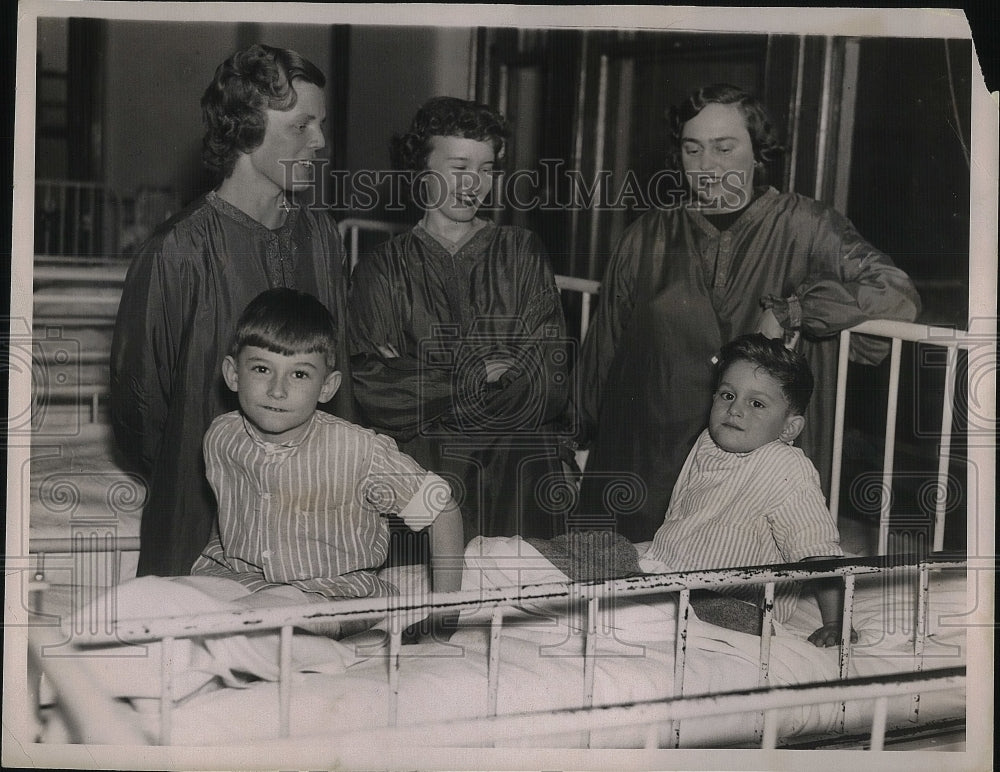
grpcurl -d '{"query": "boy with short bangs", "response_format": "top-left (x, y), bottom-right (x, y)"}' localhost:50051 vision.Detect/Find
top-left (192, 288), bottom-right (464, 636)
top-left (641, 333), bottom-right (853, 647)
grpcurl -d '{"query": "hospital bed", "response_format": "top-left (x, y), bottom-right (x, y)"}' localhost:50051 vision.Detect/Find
top-left (15, 217), bottom-right (986, 763)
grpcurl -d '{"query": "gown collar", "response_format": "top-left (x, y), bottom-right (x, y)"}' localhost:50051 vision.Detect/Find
top-left (687, 186), bottom-right (777, 237)
top-left (207, 189), bottom-right (300, 235)
top-left (413, 217), bottom-right (496, 257)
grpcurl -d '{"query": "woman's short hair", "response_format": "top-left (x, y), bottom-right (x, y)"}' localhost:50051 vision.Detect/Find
top-left (231, 288), bottom-right (338, 369)
top-left (668, 84), bottom-right (784, 173)
top-left (390, 96), bottom-right (510, 172)
top-left (713, 333), bottom-right (814, 416)
top-left (201, 44), bottom-right (326, 179)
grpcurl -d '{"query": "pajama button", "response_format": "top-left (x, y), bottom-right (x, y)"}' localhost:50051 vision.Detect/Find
top-left (262, 550), bottom-right (272, 559)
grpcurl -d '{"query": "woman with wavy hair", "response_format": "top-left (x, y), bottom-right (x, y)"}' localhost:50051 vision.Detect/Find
top-left (349, 97), bottom-right (571, 540)
top-left (576, 83), bottom-right (921, 541)
top-left (111, 44), bottom-right (354, 576)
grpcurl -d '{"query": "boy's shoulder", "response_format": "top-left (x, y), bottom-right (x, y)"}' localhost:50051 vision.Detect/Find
top-left (309, 411), bottom-right (400, 449)
top-left (753, 439), bottom-right (822, 486)
top-left (207, 410), bottom-right (243, 433)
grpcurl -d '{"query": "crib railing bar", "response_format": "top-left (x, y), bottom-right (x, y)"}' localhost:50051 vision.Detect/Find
top-left (279, 625), bottom-right (293, 738)
top-left (30, 537), bottom-right (142, 587)
top-left (837, 572), bottom-right (857, 735)
top-left (27, 625), bottom-right (149, 745)
top-left (337, 218), bottom-right (410, 273)
top-left (829, 329), bottom-right (852, 522)
top-left (32, 264), bottom-right (129, 283)
top-left (758, 581), bottom-right (775, 688)
top-left (33, 292), bottom-right (122, 308)
top-left (388, 623), bottom-right (401, 728)
top-left (830, 323), bottom-right (974, 539)
top-left (554, 274), bottom-right (600, 343)
top-left (58, 184), bottom-right (66, 255)
top-left (878, 337), bottom-right (904, 555)
top-left (313, 667), bottom-right (965, 748)
top-left (670, 587), bottom-right (691, 749)
top-left (66, 555), bottom-right (965, 646)
top-left (349, 225), bottom-right (360, 272)
top-left (32, 317), bottom-right (118, 328)
top-left (847, 318), bottom-right (979, 346)
top-left (159, 636), bottom-right (174, 746)
top-left (839, 572), bottom-right (856, 681)
top-left (487, 606), bottom-right (503, 721)
top-left (754, 581), bottom-right (776, 744)
top-left (30, 536), bottom-right (142, 555)
top-left (761, 708), bottom-right (779, 749)
top-left (34, 348), bottom-right (111, 365)
top-left (583, 596), bottom-right (598, 707)
top-left (869, 696), bottom-right (889, 750)
top-left (934, 344), bottom-right (959, 552)
top-left (912, 562), bottom-right (930, 723)
top-left (582, 595), bottom-right (599, 749)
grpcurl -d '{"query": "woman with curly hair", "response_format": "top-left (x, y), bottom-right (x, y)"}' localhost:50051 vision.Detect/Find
top-left (111, 44), bottom-right (354, 576)
top-left (349, 97), bottom-right (571, 540)
top-left (576, 83), bottom-right (921, 542)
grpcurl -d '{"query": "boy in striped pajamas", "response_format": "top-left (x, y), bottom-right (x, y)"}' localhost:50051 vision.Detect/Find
top-left (192, 288), bottom-right (464, 638)
top-left (639, 334), bottom-right (855, 647)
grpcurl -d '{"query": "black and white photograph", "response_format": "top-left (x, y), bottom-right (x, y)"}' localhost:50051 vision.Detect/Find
top-left (4, 2), bottom-right (996, 770)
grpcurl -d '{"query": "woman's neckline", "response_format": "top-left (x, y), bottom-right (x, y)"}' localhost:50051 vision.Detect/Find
top-left (416, 216), bottom-right (490, 254)
top-left (209, 189), bottom-right (293, 233)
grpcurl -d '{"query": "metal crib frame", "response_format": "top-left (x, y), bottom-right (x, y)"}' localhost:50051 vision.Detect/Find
top-left (33, 553), bottom-right (965, 748)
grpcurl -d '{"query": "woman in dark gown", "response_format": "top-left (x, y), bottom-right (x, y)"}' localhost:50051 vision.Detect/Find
top-left (349, 97), bottom-right (571, 540)
top-left (576, 84), bottom-right (921, 542)
top-left (111, 45), bottom-right (354, 576)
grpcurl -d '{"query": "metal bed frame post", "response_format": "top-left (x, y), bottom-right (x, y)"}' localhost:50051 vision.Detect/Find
top-left (669, 587), bottom-right (691, 748)
top-left (753, 581), bottom-right (776, 743)
top-left (279, 625), bottom-right (293, 737)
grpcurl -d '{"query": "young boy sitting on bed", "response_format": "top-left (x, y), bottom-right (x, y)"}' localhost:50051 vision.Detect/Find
top-left (191, 288), bottom-right (464, 638)
top-left (639, 333), bottom-right (856, 648)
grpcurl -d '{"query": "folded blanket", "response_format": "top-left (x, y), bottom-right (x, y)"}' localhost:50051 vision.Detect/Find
top-left (524, 531), bottom-right (641, 581)
top-left (688, 590), bottom-right (764, 636)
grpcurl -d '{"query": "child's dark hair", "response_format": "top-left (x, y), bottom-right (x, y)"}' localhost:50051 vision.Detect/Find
top-left (201, 44), bottom-right (326, 179)
top-left (390, 96), bottom-right (509, 172)
top-left (713, 333), bottom-right (813, 416)
top-left (231, 288), bottom-right (337, 368)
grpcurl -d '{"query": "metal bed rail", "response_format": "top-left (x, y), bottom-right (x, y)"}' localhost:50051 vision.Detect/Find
top-left (286, 666), bottom-right (966, 751)
top-left (829, 319), bottom-right (978, 554)
top-left (41, 554), bottom-right (964, 747)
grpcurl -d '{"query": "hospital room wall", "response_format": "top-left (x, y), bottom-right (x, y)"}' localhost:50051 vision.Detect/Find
top-left (95, 22), bottom-right (470, 212)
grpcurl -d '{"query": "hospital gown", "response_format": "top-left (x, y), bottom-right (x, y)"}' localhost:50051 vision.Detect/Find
top-left (577, 187), bottom-right (921, 541)
top-left (349, 220), bottom-right (570, 540)
top-left (111, 191), bottom-right (354, 576)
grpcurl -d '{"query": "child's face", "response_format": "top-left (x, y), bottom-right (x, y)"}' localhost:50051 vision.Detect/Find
top-left (222, 346), bottom-right (341, 444)
top-left (421, 135), bottom-right (496, 225)
top-left (709, 359), bottom-right (802, 453)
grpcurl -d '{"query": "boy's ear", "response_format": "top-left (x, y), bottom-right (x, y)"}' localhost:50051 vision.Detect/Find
top-left (318, 369), bottom-right (342, 404)
top-left (222, 355), bottom-right (240, 393)
top-left (780, 413), bottom-right (805, 443)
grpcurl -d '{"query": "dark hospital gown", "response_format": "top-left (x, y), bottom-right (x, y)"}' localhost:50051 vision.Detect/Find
top-left (110, 191), bottom-right (354, 576)
top-left (349, 221), bottom-right (570, 540)
top-left (577, 187), bottom-right (921, 541)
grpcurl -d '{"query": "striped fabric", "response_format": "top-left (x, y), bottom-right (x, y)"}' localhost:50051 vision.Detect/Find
top-left (192, 410), bottom-right (447, 599)
top-left (642, 429), bottom-right (842, 622)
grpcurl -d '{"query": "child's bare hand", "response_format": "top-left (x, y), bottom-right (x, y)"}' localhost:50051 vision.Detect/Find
top-left (807, 622), bottom-right (859, 648)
